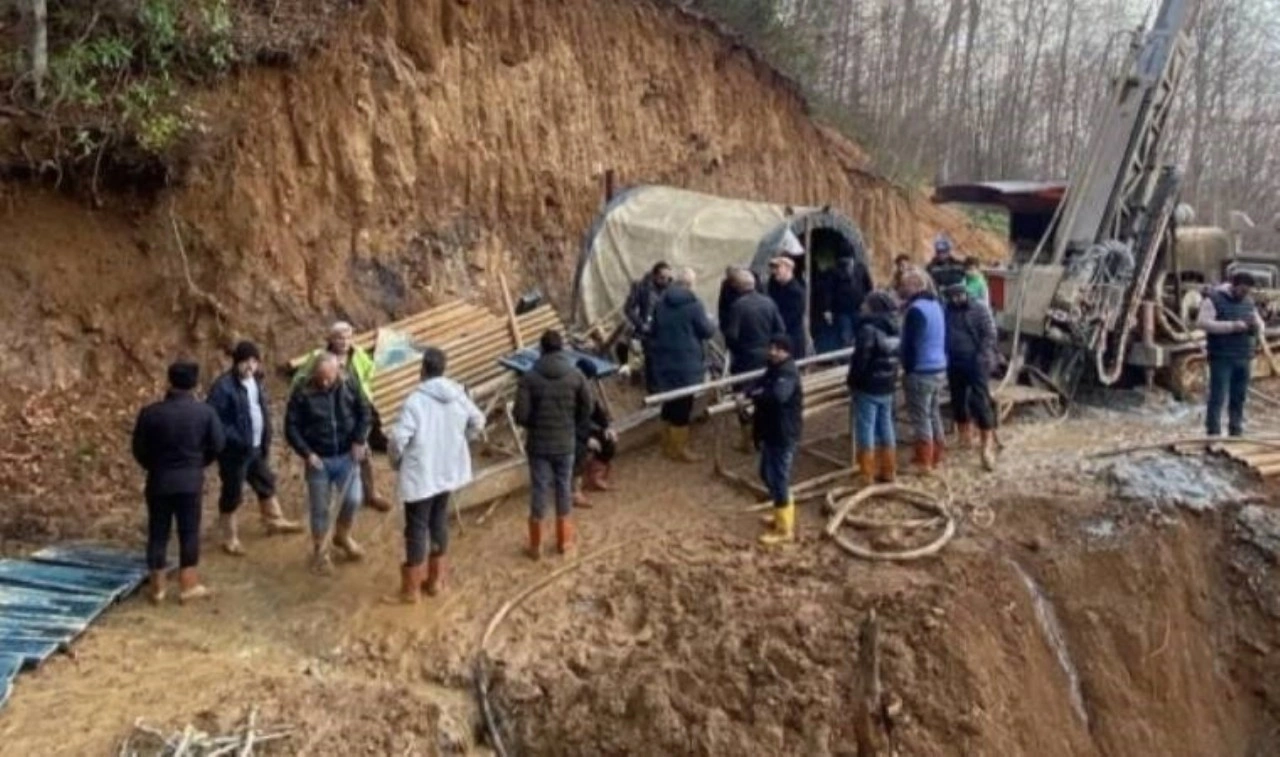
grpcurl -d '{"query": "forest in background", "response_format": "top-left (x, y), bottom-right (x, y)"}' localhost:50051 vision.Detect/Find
top-left (694, 0), bottom-right (1280, 247)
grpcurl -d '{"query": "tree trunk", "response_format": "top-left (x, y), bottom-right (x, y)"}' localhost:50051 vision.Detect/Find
top-left (30, 0), bottom-right (48, 102)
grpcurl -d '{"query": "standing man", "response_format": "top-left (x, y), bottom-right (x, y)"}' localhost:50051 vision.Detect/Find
top-left (749, 336), bottom-right (804, 546)
top-left (943, 283), bottom-right (999, 471)
top-left (292, 322), bottom-right (391, 514)
top-left (649, 267), bottom-right (716, 462)
top-left (900, 270), bottom-right (948, 472)
top-left (825, 253), bottom-right (874, 348)
top-left (625, 262), bottom-right (673, 388)
top-left (724, 267), bottom-right (786, 451)
top-left (926, 235), bottom-right (966, 292)
top-left (131, 360), bottom-right (224, 604)
top-left (574, 359), bottom-right (618, 496)
top-left (963, 257), bottom-right (990, 307)
top-left (207, 341), bottom-right (302, 557)
top-left (1197, 271), bottom-right (1266, 437)
top-left (514, 330), bottom-right (594, 559)
top-left (847, 292), bottom-right (901, 484)
top-left (285, 353), bottom-right (370, 576)
top-left (388, 347), bottom-right (485, 603)
top-left (768, 256), bottom-right (808, 358)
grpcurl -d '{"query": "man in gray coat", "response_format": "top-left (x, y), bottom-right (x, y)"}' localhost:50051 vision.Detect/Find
top-left (514, 330), bottom-right (594, 559)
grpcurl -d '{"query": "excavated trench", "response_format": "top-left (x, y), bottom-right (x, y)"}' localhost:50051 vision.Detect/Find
top-left (483, 496), bottom-right (1280, 756)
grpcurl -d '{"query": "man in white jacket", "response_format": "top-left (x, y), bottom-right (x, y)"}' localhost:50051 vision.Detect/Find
top-left (388, 347), bottom-right (485, 604)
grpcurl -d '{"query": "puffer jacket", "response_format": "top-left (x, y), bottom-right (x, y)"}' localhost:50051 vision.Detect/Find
top-left (390, 377), bottom-right (486, 502)
top-left (945, 299), bottom-right (998, 375)
top-left (848, 313), bottom-right (901, 396)
top-left (514, 352), bottom-right (594, 457)
top-left (750, 357), bottom-right (804, 447)
top-left (284, 378), bottom-right (370, 459)
top-left (648, 286), bottom-right (715, 392)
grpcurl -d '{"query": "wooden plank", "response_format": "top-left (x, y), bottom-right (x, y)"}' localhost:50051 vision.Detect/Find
top-left (499, 274), bottom-right (523, 350)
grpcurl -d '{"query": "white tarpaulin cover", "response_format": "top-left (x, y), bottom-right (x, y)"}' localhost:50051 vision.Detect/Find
top-left (572, 185), bottom-right (865, 329)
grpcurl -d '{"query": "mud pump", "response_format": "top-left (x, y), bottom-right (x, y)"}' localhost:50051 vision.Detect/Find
top-left (934, 0), bottom-right (1280, 400)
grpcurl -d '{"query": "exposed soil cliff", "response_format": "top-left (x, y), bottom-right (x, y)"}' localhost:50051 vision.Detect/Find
top-left (1, 0), bottom-right (997, 391)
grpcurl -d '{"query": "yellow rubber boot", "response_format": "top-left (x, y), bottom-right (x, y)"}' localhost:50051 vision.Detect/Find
top-left (759, 501), bottom-right (796, 546)
top-left (668, 426), bottom-right (703, 463)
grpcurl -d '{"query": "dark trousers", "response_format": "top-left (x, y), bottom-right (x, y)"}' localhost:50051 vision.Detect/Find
top-left (530, 453), bottom-right (574, 519)
top-left (1206, 357), bottom-right (1251, 436)
top-left (660, 396), bottom-right (694, 426)
top-left (146, 492), bottom-right (202, 571)
top-left (947, 363), bottom-right (996, 431)
top-left (575, 433), bottom-right (617, 474)
top-left (404, 493), bottom-right (450, 565)
top-left (759, 442), bottom-right (797, 507)
top-left (216, 447), bottom-right (277, 514)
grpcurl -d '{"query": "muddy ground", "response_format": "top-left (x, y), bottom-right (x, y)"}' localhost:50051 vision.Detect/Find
top-left (2, 389), bottom-right (1280, 756)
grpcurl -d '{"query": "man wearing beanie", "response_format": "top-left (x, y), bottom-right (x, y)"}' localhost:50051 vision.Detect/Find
top-left (208, 341), bottom-right (303, 556)
top-left (131, 360), bottom-right (225, 604)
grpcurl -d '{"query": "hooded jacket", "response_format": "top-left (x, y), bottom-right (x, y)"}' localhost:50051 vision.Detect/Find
top-left (514, 352), bottom-right (594, 456)
top-left (750, 357), bottom-right (804, 447)
top-left (648, 286), bottom-right (716, 392)
top-left (390, 377), bottom-right (486, 503)
top-left (848, 313), bottom-right (902, 396)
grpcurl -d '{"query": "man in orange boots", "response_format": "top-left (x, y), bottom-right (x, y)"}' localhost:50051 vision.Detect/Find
top-left (388, 348), bottom-right (485, 603)
top-left (943, 283), bottom-right (999, 471)
top-left (514, 330), bottom-right (593, 559)
top-left (900, 270), bottom-right (948, 472)
top-left (846, 292), bottom-right (901, 484)
top-left (207, 341), bottom-right (302, 556)
top-left (573, 358), bottom-right (617, 505)
top-left (131, 360), bottom-right (225, 604)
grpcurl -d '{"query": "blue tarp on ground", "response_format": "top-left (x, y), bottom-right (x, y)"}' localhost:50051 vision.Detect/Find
top-left (0, 544), bottom-right (146, 711)
top-left (499, 348), bottom-right (619, 378)
top-left (0, 654), bottom-right (20, 711)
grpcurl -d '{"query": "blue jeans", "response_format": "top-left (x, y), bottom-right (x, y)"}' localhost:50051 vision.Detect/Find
top-left (529, 453), bottom-right (574, 519)
top-left (304, 455), bottom-right (363, 536)
top-left (836, 313), bottom-right (857, 348)
top-left (853, 392), bottom-right (896, 450)
top-left (758, 442), bottom-right (797, 507)
top-left (1206, 357), bottom-right (1251, 436)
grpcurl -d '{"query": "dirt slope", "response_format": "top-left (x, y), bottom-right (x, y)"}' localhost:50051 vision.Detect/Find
top-left (1, 0), bottom-right (996, 390)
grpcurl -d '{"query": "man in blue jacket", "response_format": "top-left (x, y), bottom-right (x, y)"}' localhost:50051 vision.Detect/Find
top-left (208, 341), bottom-right (302, 556)
top-left (900, 270), bottom-right (948, 471)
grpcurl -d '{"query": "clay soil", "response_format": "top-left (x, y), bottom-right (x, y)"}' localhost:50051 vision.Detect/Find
top-left (2, 392), bottom-right (1280, 755)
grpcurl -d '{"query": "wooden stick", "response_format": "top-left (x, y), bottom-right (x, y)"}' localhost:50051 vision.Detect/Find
top-left (500, 273), bottom-right (524, 351)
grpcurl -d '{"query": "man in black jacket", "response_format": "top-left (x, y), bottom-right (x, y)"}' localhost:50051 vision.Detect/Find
top-left (768, 256), bottom-right (808, 358)
top-left (724, 268), bottom-right (786, 452)
top-left (649, 268), bottom-right (716, 462)
top-left (926, 235), bottom-right (966, 292)
top-left (943, 283), bottom-right (999, 471)
top-left (625, 262), bottom-right (672, 387)
top-left (207, 341), bottom-right (302, 556)
top-left (285, 353), bottom-right (371, 575)
top-left (132, 360), bottom-right (225, 604)
top-left (573, 359), bottom-right (617, 501)
top-left (749, 336), bottom-right (804, 546)
top-left (847, 291), bottom-right (902, 483)
top-left (825, 255), bottom-right (874, 348)
top-left (514, 330), bottom-right (594, 559)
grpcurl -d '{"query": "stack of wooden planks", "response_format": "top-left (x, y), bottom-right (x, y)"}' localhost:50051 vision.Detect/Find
top-left (1211, 441), bottom-right (1280, 478)
top-left (286, 299), bottom-right (566, 425)
top-left (373, 304), bottom-right (563, 425)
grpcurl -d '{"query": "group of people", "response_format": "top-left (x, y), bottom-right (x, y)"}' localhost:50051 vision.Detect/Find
top-left (131, 314), bottom-right (622, 605)
top-left (616, 233), bottom-right (998, 546)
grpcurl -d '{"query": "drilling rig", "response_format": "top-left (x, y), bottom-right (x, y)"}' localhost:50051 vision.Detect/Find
top-left (934, 0), bottom-right (1280, 400)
